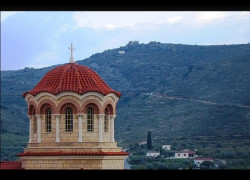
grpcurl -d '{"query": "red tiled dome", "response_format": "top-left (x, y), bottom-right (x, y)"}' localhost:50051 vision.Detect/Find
top-left (23, 63), bottom-right (121, 98)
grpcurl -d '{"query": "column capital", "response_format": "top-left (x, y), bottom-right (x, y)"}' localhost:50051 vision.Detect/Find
top-left (110, 115), bottom-right (117, 119)
top-left (77, 113), bottom-right (85, 118)
top-left (53, 114), bottom-right (61, 118)
top-left (27, 115), bottom-right (32, 119)
top-left (35, 114), bottom-right (41, 119)
top-left (97, 114), bottom-right (105, 118)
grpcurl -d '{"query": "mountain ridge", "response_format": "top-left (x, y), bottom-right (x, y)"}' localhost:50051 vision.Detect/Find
top-left (1, 41), bottom-right (250, 161)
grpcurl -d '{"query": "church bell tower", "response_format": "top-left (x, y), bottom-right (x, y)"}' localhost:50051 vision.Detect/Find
top-left (19, 43), bottom-right (129, 169)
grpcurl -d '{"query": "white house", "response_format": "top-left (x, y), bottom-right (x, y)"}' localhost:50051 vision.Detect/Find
top-left (146, 151), bottom-right (160, 157)
top-left (162, 145), bottom-right (171, 150)
top-left (118, 51), bottom-right (125, 54)
top-left (139, 141), bottom-right (147, 145)
top-left (175, 150), bottom-right (196, 159)
top-left (193, 158), bottom-right (214, 167)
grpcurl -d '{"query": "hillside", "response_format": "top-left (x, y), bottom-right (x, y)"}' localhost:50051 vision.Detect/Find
top-left (1, 41), bottom-right (250, 162)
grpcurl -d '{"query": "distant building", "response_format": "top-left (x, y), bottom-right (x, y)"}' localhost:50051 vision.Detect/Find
top-left (162, 145), bottom-right (171, 150)
top-left (213, 159), bottom-right (226, 167)
top-left (146, 151), bottom-right (160, 157)
top-left (139, 141), bottom-right (147, 145)
top-left (118, 51), bottom-right (125, 54)
top-left (193, 158), bottom-right (214, 167)
top-left (175, 150), bottom-right (196, 159)
top-left (127, 41), bottom-right (139, 46)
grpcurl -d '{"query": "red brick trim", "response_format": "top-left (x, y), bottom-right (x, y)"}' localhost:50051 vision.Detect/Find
top-left (103, 101), bottom-right (115, 115)
top-left (56, 99), bottom-right (81, 114)
top-left (37, 99), bottom-right (57, 114)
top-left (28, 101), bottom-right (38, 115)
top-left (81, 99), bottom-right (102, 114)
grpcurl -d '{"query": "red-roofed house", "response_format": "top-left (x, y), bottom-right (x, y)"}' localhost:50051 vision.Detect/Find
top-left (174, 150), bottom-right (196, 159)
top-left (9, 43), bottom-right (129, 169)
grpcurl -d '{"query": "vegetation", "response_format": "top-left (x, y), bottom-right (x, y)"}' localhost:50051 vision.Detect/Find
top-left (1, 41), bottom-right (250, 169)
top-left (200, 161), bottom-right (215, 169)
top-left (147, 131), bottom-right (152, 150)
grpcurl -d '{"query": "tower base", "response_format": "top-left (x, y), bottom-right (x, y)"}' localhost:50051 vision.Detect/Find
top-left (18, 150), bottom-right (129, 169)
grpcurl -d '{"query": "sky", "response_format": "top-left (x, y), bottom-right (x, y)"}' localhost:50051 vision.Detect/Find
top-left (1, 11), bottom-right (250, 70)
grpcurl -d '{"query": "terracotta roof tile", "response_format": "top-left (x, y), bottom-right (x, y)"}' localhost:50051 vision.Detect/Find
top-left (18, 151), bottom-right (129, 157)
top-left (0, 161), bottom-right (23, 170)
top-left (175, 150), bottom-right (195, 154)
top-left (23, 63), bottom-right (121, 98)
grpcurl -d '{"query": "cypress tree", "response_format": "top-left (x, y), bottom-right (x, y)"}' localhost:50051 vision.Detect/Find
top-left (147, 131), bottom-right (152, 150)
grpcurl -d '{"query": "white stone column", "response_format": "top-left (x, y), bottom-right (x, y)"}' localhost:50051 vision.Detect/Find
top-left (98, 114), bottom-right (105, 142)
top-left (54, 114), bottom-right (61, 142)
top-left (35, 114), bottom-right (42, 143)
top-left (28, 115), bottom-right (32, 143)
top-left (77, 113), bottom-right (84, 142)
top-left (110, 115), bottom-right (116, 142)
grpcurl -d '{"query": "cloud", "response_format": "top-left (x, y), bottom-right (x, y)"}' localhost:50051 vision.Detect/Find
top-left (238, 11), bottom-right (250, 19)
top-left (167, 16), bottom-right (183, 23)
top-left (27, 51), bottom-right (60, 69)
top-left (72, 11), bottom-right (250, 30)
top-left (197, 12), bottom-right (228, 22)
top-left (72, 12), bottom-right (186, 30)
top-left (1, 11), bottom-right (24, 22)
top-left (185, 11), bottom-right (250, 27)
top-left (104, 24), bottom-right (118, 30)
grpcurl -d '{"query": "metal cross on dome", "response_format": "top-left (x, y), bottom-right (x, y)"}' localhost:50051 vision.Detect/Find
top-left (69, 43), bottom-right (75, 63)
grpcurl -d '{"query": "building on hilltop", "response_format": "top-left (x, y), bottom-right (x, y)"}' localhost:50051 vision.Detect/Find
top-left (193, 158), bottom-right (214, 167)
top-left (127, 41), bottom-right (139, 46)
top-left (162, 145), bottom-right (171, 150)
top-left (174, 150), bottom-right (196, 159)
top-left (146, 151), bottom-right (160, 157)
top-left (1, 43), bottom-right (129, 170)
top-left (118, 51), bottom-right (125, 54)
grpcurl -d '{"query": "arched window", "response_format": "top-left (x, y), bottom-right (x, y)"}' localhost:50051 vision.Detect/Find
top-left (87, 108), bottom-right (94, 132)
top-left (104, 108), bottom-right (109, 132)
top-left (65, 107), bottom-right (73, 132)
top-left (45, 108), bottom-right (52, 133)
top-left (32, 108), bottom-right (37, 133)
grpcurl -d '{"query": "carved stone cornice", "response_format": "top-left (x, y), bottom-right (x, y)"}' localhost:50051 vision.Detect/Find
top-left (110, 115), bottom-right (117, 119)
top-left (77, 113), bottom-right (85, 118)
top-left (53, 114), bottom-right (61, 118)
top-left (35, 114), bottom-right (42, 119)
top-left (97, 114), bottom-right (105, 118)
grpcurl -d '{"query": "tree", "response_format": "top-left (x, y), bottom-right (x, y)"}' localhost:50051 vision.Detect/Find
top-left (200, 161), bottom-right (215, 169)
top-left (147, 131), bottom-right (153, 150)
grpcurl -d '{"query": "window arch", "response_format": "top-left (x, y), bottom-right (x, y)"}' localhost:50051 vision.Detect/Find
top-left (45, 108), bottom-right (52, 133)
top-left (65, 107), bottom-right (73, 132)
top-left (87, 107), bottom-right (94, 132)
top-left (104, 108), bottom-right (109, 132)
